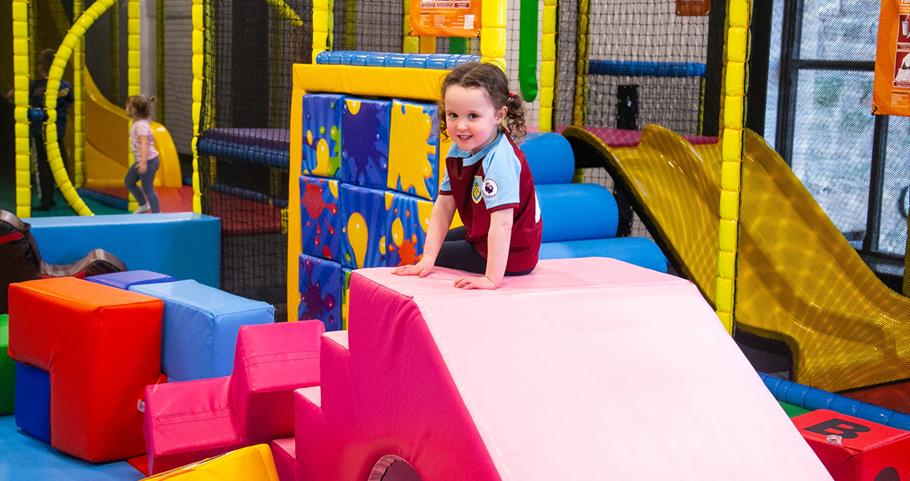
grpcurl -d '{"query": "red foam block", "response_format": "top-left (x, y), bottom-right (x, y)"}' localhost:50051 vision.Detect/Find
top-left (7, 277), bottom-right (162, 462)
top-left (794, 409), bottom-right (910, 481)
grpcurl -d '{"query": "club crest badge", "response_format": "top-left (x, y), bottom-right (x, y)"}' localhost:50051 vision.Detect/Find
top-left (472, 176), bottom-right (483, 204)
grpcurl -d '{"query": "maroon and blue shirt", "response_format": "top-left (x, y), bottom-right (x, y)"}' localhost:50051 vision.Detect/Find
top-left (439, 131), bottom-right (543, 273)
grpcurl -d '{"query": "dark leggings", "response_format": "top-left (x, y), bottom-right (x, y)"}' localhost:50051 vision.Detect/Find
top-left (435, 227), bottom-right (534, 276)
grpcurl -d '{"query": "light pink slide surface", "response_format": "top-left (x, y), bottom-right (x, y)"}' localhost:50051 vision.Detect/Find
top-left (296, 258), bottom-right (832, 481)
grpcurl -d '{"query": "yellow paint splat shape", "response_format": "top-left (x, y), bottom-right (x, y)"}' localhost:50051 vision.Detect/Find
top-left (379, 236), bottom-right (387, 255)
top-left (346, 212), bottom-right (368, 268)
top-left (388, 100), bottom-right (437, 200)
top-left (384, 192), bottom-right (394, 210)
top-left (306, 130), bottom-right (313, 145)
top-left (391, 218), bottom-right (404, 246)
top-left (346, 99), bottom-right (361, 115)
top-left (328, 181), bottom-right (339, 198)
top-left (417, 200), bottom-right (433, 233)
top-left (315, 138), bottom-right (330, 174)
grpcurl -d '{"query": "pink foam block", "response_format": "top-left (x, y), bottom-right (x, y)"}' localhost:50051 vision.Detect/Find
top-left (230, 321), bottom-right (324, 443)
top-left (143, 377), bottom-right (243, 474)
top-left (270, 437), bottom-right (299, 481)
top-left (295, 258), bottom-right (833, 481)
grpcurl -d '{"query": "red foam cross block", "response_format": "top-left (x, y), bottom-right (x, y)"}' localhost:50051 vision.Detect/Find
top-left (793, 409), bottom-right (910, 481)
top-left (8, 277), bottom-right (163, 462)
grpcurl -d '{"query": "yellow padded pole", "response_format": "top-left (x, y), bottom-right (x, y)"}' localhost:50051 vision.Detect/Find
top-left (539, 0), bottom-right (556, 131)
top-left (73, 0), bottom-right (85, 188)
top-left (313, 0), bottom-right (330, 59)
top-left (44, 0), bottom-right (128, 216)
top-left (190, 0), bottom-right (205, 214)
top-left (573, 0), bottom-right (589, 125)
top-left (13, 0), bottom-right (31, 218)
top-left (481, 0), bottom-right (507, 70)
top-left (127, 0), bottom-right (141, 212)
top-left (403, 0), bottom-right (418, 53)
top-left (344, 0), bottom-right (356, 50)
top-left (715, 0), bottom-right (750, 334)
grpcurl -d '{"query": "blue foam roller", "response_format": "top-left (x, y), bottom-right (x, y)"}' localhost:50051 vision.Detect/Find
top-left (87, 270), bottom-right (176, 290)
top-left (27, 213), bottom-right (220, 288)
top-left (521, 133), bottom-right (576, 185)
top-left (130, 280), bottom-right (274, 381)
top-left (385, 53), bottom-right (407, 67)
top-left (351, 52), bottom-right (370, 66)
top-left (404, 54), bottom-right (429, 68)
top-left (536, 184), bottom-right (619, 242)
top-left (366, 53), bottom-right (388, 66)
top-left (427, 54), bottom-right (449, 69)
top-left (539, 237), bottom-right (668, 273)
top-left (338, 52), bottom-right (354, 64)
top-left (15, 362), bottom-right (51, 443)
top-left (315, 51), bottom-right (332, 64)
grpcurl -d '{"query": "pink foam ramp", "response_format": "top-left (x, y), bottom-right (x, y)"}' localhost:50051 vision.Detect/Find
top-left (144, 377), bottom-right (243, 474)
top-left (230, 321), bottom-right (324, 444)
top-left (297, 258), bottom-right (833, 481)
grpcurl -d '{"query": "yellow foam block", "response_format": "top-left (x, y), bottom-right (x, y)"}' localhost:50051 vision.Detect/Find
top-left (143, 445), bottom-right (280, 481)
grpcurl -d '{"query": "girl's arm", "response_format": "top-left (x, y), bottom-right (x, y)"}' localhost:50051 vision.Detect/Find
top-left (454, 208), bottom-right (512, 289)
top-left (137, 134), bottom-right (150, 173)
top-left (392, 194), bottom-right (456, 277)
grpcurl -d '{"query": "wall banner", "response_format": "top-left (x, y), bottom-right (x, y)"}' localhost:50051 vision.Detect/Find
top-left (873, 0), bottom-right (910, 116)
top-left (409, 0), bottom-right (481, 37)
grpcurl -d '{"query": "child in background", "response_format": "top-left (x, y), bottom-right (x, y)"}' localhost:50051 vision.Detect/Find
top-left (124, 95), bottom-right (161, 213)
top-left (393, 62), bottom-right (542, 289)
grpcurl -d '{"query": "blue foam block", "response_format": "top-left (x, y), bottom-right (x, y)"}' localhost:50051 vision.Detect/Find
top-left (384, 191), bottom-right (432, 268)
top-left (539, 237), bottom-right (668, 273)
top-left (86, 270), bottom-right (176, 290)
top-left (342, 97), bottom-right (391, 190)
top-left (27, 213), bottom-right (220, 288)
top-left (130, 280), bottom-right (275, 381)
top-left (536, 184), bottom-right (619, 242)
top-left (339, 184), bottom-right (387, 269)
top-left (300, 176), bottom-right (342, 261)
top-left (522, 133), bottom-right (576, 185)
top-left (14, 362), bottom-right (51, 443)
top-left (298, 254), bottom-right (343, 331)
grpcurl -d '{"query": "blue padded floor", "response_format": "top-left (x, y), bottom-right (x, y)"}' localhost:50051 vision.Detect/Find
top-left (0, 416), bottom-right (142, 481)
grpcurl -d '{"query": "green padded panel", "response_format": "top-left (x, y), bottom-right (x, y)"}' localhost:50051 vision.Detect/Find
top-left (0, 314), bottom-right (13, 414)
top-left (779, 400), bottom-right (809, 418)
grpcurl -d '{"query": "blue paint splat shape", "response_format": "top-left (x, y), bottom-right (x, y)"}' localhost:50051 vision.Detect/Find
top-left (341, 98), bottom-right (391, 190)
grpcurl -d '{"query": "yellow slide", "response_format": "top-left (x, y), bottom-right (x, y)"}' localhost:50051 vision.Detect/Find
top-left (564, 125), bottom-right (910, 393)
top-left (83, 70), bottom-right (181, 189)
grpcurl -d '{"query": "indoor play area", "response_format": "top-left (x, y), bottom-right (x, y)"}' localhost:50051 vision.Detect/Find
top-left (1, 0), bottom-right (909, 479)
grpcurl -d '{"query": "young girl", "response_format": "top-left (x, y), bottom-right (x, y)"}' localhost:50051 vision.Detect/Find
top-left (124, 95), bottom-right (160, 213)
top-left (393, 62), bottom-right (542, 289)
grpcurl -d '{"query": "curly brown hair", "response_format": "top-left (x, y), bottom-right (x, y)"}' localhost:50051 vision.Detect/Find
top-left (126, 95), bottom-right (156, 120)
top-left (438, 62), bottom-right (526, 141)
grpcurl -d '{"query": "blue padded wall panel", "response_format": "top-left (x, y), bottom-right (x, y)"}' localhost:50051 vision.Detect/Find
top-left (341, 98), bottom-right (391, 190)
top-left (298, 253), bottom-right (343, 331)
top-left (536, 184), bottom-right (619, 242)
top-left (27, 214), bottom-right (220, 288)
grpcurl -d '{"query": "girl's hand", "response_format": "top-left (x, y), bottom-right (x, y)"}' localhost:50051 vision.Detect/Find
top-left (454, 275), bottom-right (498, 290)
top-left (137, 162), bottom-right (147, 174)
top-left (392, 257), bottom-right (434, 277)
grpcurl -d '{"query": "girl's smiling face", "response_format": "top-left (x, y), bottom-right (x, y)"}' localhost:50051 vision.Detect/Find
top-left (444, 84), bottom-right (507, 154)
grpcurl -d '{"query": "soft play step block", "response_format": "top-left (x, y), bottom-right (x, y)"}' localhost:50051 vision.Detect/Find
top-left (339, 184), bottom-right (386, 269)
top-left (388, 99), bottom-right (440, 201)
top-left (270, 438), bottom-right (298, 481)
top-left (144, 376), bottom-right (243, 474)
top-left (299, 175), bottom-right (341, 261)
top-left (341, 97), bottom-right (391, 190)
top-left (295, 259), bottom-right (833, 481)
top-left (87, 270), bottom-right (176, 290)
top-left (383, 192), bottom-right (432, 268)
top-left (142, 444), bottom-right (280, 481)
top-left (131, 280), bottom-right (275, 381)
top-left (794, 409), bottom-right (910, 480)
top-left (8, 277), bottom-right (163, 462)
top-left (14, 362), bottom-right (49, 441)
top-left (229, 321), bottom-right (324, 443)
top-left (302, 94), bottom-right (344, 178)
top-left (298, 254), bottom-right (342, 330)
top-left (0, 314), bottom-right (12, 414)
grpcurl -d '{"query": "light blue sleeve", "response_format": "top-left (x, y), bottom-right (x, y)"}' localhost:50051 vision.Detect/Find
top-left (481, 140), bottom-right (521, 210)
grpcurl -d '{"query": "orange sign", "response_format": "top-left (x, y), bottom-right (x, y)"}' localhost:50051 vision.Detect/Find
top-left (676, 0), bottom-right (710, 16)
top-left (409, 0), bottom-right (481, 37)
top-left (873, 0), bottom-right (910, 116)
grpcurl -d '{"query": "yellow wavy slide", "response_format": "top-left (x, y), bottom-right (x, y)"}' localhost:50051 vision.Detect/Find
top-left (83, 69), bottom-right (181, 189)
top-left (564, 125), bottom-right (910, 393)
